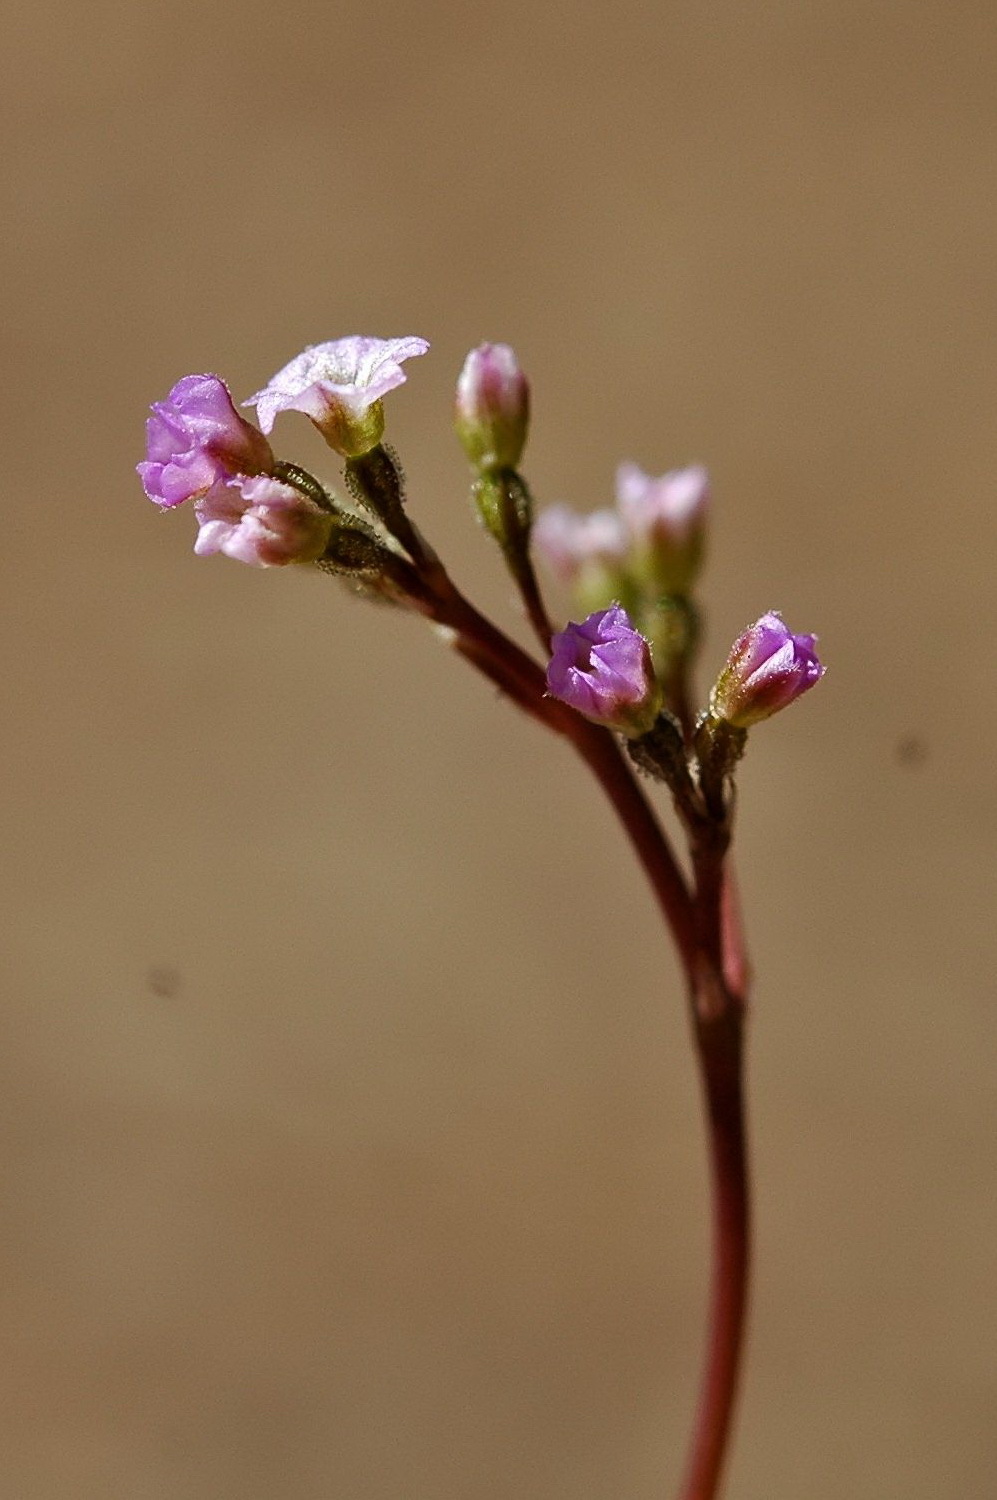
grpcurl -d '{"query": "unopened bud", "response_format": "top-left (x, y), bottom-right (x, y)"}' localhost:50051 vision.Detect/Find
top-left (193, 475), bottom-right (333, 567)
top-left (455, 343), bottom-right (530, 472)
top-left (710, 611), bottom-right (824, 727)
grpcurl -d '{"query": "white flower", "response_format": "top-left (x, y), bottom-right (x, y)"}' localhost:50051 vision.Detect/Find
top-left (246, 336), bottom-right (429, 456)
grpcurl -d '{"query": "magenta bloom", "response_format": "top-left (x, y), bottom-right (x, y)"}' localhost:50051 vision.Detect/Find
top-left (137, 375), bottom-right (274, 509)
top-left (546, 604), bottom-right (661, 735)
top-left (193, 475), bottom-right (333, 568)
top-left (245, 336), bottom-right (429, 457)
top-left (455, 343), bottom-right (530, 470)
top-left (711, 611), bottom-right (824, 727)
top-left (615, 461), bottom-right (709, 594)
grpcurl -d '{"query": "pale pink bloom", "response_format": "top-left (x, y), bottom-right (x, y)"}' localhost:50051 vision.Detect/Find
top-left (245, 336), bottom-right (429, 456)
top-left (615, 462), bottom-right (710, 594)
top-left (193, 475), bottom-right (333, 568)
top-left (532, 505), bottom-right (629, 585)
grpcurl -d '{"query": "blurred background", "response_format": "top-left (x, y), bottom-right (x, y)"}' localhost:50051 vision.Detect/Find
top-left (2, 1), bottom-right (994, 1496)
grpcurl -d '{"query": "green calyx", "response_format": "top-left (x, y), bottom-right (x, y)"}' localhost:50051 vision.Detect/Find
top-left (472, 468), bottom-right (533, 558)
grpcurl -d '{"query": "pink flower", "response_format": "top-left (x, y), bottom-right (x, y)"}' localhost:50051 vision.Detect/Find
top-left (138, 375), bottom-right (274, 509)
top-left (245, 336), bottom-right (429, 457)
top-left (455, 343), bottom-right (530, 470)
top-left (615, 462), bottom-right (709, 594)
top-left (532, 505), bottom-right (629, 585)
top-left (193, 475), bottom-right (333, 568)
top-left (710, 611), bottom-right (824, 726)
top-left (546, 604), bottom-right (661, 735)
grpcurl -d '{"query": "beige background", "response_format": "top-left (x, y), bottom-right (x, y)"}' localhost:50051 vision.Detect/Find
top-left (2, 0), bottom-right (995, 1496)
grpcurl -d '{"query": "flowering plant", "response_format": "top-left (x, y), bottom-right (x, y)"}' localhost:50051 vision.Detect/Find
top-left (139, 335), bottom-right (824, 1500)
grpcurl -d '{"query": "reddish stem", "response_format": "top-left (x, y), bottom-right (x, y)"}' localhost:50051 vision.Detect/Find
top-left (411, 560), bottom-right (750, 1500)
top-left (679, 1009), bottom-right (749, 1500)
top-left (672, 829), bottom-right (750, 1500)
top-left (509, 550), bottom-right (555, 653)
top-left (429, 580), bottom-right (699, 973)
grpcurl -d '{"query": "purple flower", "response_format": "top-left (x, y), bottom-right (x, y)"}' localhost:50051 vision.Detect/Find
top-left (455, 343), bottom-right (530, 470)
top-left (138, 375), bottom-right (274, 509)
top-left (245, 336), bottom-right (429, 457)
top-left (193, 475), bottom-right (333, 568)
top-left (546, 604), bottom-right (661, 735)
top-left (710, 611), bottom-right (825, 727)
top-left (615, 461), bottom-right (709, 594)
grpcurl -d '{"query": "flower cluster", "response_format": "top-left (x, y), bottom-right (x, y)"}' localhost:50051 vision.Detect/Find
top-left (526, 438), bottom-right (823, 739)
top-left (139, 334), bottom-right (823, 741)
top-left (544, 603), bottom-right (821, 735)
top-left (139, 332), bottom-right (827, 1500)
top-left (138, 374), bottom-right (334, 567)
top-left (138, 338), bottom-right (428, 568)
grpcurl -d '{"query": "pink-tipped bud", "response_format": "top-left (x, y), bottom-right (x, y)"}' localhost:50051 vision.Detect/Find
top-left (710, 611), bottom-right (824, 727)
top-left (455, 343), bottom-right (530, 471)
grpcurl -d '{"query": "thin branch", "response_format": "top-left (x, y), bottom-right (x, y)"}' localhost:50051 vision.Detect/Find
top-left (422, 575), bottom-right (698, 972)
top-left (508, 548), bottom-right (556, 654)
